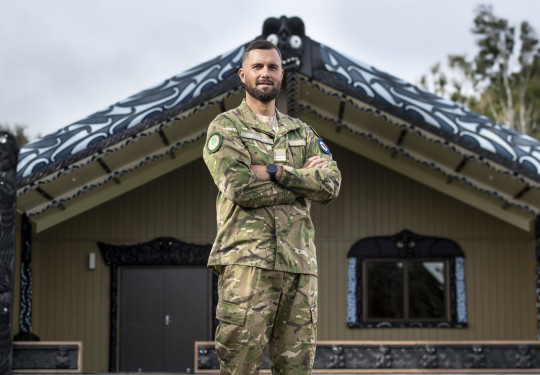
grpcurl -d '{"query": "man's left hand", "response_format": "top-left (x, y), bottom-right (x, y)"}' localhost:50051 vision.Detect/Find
top-left (249, 164), bottom-right (284, 181)
top-left (250, 156), bottom-right (328, 181)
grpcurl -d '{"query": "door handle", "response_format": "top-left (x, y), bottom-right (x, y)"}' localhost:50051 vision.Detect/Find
top-left (165, 314), bottom-right (173, 326)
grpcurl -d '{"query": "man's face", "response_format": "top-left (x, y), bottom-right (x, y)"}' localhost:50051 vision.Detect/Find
top-left (239, 48), bottom-right (284, 103)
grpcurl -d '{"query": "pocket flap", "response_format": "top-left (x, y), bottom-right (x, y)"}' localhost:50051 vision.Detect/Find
top-left (216, 300), bottom-right (248, 326)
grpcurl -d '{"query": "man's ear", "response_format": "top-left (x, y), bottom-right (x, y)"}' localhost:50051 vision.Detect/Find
top-left (238, 68), bottom-right (245, 83)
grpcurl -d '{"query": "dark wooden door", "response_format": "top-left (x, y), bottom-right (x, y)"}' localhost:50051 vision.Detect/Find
top-left (119, 267), bottom-right (210, 373)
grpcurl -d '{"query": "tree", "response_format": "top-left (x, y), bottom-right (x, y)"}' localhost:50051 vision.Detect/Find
top-left (420, 4), bottom-right (540, 137)
top-left (0, 123), bottom-right (32, 147)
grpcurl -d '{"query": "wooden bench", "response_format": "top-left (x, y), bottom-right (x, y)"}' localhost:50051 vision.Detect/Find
top-left (195, 340), bottom-right (540, 373)
top-left (12, 341), bottom-right (82, 373)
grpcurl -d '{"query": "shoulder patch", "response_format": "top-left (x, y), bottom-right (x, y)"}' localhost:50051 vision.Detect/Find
top-left (206, 132), bottom-right (223, 153)
top-left (317, 139), bottom-right (331, 154)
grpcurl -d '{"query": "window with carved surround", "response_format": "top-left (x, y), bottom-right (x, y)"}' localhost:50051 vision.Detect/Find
top-left (347, 229), bottom-right (467, 328)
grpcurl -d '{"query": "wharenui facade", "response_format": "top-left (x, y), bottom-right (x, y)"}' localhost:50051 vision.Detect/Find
top-left (4, 16), bottom-right (540, 373)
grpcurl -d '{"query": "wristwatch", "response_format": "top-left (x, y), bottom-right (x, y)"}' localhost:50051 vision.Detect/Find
top-left (266, 163), bottom-right (278, 182)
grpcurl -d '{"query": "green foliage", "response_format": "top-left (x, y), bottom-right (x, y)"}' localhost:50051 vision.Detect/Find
top-left (420, 4), bottom-right (540, 137)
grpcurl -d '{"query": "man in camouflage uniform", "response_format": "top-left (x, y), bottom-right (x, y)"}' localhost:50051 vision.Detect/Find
top-left (203, 39), bottom-right (341, 374)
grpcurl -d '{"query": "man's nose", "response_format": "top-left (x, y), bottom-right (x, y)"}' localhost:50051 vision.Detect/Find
top-left (260, 66), bottom-right (270, 77)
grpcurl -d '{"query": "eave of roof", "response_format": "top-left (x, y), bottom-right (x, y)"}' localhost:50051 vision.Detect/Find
top-left (293, 77), bottom-right (539, 230)
top-left (315, 44), bottom-right (540, 183)
top-left (16, 45), bottom-right (245, 185)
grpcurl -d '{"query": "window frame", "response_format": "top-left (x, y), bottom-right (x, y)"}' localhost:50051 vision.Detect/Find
top-left (347, 229), bottom-right (467, 328)
top-left (362, 258), bottom-right (451, 323)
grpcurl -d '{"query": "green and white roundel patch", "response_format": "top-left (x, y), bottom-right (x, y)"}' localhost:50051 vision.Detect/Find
top-left (206, 132), bottom-right (222, 153)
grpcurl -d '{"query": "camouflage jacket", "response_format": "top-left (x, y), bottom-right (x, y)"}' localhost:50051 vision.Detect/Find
top-left (203, 99), bottom-right (341, 276)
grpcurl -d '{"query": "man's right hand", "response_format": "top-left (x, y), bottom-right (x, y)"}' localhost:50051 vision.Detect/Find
top-left (294, 156), bottom-right (329, 199)
top-left (302, 155), bottom-right (328, 169)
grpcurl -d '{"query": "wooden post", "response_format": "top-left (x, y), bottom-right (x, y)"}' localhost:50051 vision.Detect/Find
top-left (0, 132), bottom-right (18, 375)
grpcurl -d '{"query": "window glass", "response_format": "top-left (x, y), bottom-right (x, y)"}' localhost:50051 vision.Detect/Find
top-left (365, 260), bottom-right (448, 321)
top-left (409, 261), bottom-right (446, 319)
top-left (366, 261), bottom-right (403, 319)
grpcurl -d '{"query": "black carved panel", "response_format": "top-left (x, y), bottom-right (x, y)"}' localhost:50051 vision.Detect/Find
top-left (348, 229), bottom-right (464, 259)
top-left (98, 237), bottom-right (213, 372)
top-left (13, 214), bottom-right (40, 342)
top-left (196, 342), bottom-right (540, 371)
top-left (12, 342), bottom-right (81, 371)
top-left (0, 132), bottom-right (18, 374)
top-left (99, 237), bottom-right (211, 266)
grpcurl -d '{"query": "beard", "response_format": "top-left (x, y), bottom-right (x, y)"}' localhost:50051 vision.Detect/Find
top-left (245, 80), bottom-right (281, 103)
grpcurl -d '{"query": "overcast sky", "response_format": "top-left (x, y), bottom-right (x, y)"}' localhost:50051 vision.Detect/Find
top-left (2, 0), bottom-right (540, 141)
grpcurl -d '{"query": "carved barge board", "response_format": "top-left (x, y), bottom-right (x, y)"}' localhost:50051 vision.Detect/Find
top-left (195, 341), bottom-right (540, 373)
top-left (12, 342), bottom-right (82, 373)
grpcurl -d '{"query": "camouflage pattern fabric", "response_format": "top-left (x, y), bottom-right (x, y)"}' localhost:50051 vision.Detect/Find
top-left (203, 99), bottom-right (341, 276)
top-left (215, 265), bottom-right (317, 374)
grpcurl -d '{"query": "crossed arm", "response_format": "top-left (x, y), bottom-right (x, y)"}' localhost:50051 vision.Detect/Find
top-left (249, 155), bottom-right (329, 181)
top-left (204, 117), bottom-right (340, 207)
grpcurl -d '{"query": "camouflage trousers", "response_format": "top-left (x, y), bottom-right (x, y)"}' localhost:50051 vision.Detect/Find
top-left (215, 265), bottom-right (318, 375)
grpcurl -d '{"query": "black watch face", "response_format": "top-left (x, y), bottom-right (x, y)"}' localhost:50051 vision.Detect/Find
top-left (267, 164), bottom-right (278, 173)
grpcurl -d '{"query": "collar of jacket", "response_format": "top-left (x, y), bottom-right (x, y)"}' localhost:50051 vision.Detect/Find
top-left (238, 99), bottom-right (300, 136)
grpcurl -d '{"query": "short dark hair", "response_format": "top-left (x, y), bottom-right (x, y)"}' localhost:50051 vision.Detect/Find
top-left (241, 39), bottom-right (282, 66)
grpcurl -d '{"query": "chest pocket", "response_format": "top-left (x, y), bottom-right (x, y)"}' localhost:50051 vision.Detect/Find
top-left (239, 131), bottom-right (274, 164)
top-left (288, 138), bottom-right (307, 168)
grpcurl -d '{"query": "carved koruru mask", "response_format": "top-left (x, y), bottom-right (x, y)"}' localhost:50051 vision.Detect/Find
top-left (262, 16), bottom-right (306, 71)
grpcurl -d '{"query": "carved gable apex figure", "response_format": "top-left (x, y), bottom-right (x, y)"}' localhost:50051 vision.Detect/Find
top-left (260, 16), bottom-right (312, 75)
